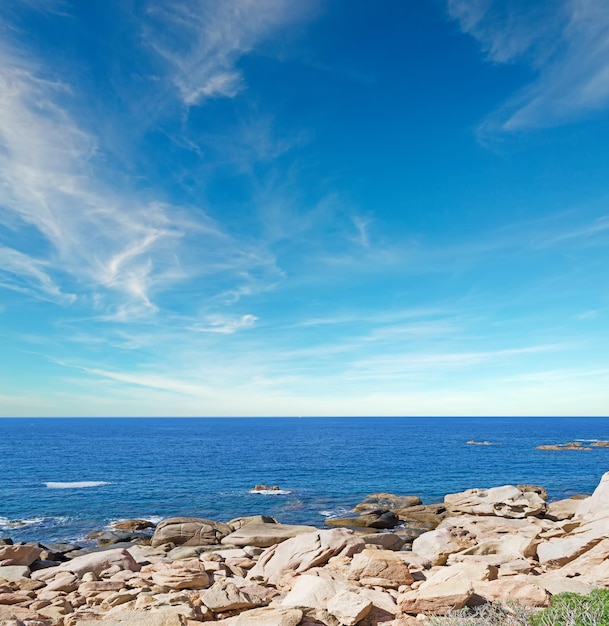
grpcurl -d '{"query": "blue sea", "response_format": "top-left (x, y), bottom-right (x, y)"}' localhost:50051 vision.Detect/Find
top-left (1, 417), bottom-right (608, 545)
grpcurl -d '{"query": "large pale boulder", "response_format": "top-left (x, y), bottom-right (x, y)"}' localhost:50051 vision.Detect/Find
top-left (458, 533), bottom-right (539, 559)
top-left (445, 485), bottom-right (546, 518)
top-left (151, 517), bottom-right (231, 548)
top-left (474, 577), bottom-right (551, 608)
top-left (545, 497), bottom-right (582, 521)
top-left (327, 588), bottom-right (373, 626)
top-left (281, 575), bottom-right (372, 626)
top-left (573, 471), bottom-right (609, 523)
top-left (247, 529), bottom-right (365, 585)
top-left (537, 518), bottom-right (607, 566)
top-left (221, 522), bottom-right (318, 548)
top-left (0, 544), bottom-right (42, 566)
top-left (31, 548), bottom-right (140, 580)
top-left (423, 560), bottom-right (497, 585)
top-left (398, 577), bottom-right (473, 615)
top-left (411, 526), bottom-right (477, 565)
top-left (544, 537), bottom-right (609, 585)
top-left (148, 561), bottom-right (210, 590)
top-left (201, 578), bottom-right (263, 612)
top-left (348, 549), bottom-right (414, 588)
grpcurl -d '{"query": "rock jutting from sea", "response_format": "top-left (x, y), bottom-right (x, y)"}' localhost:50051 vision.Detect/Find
top-left (2, 473), bottom-right (609, 625)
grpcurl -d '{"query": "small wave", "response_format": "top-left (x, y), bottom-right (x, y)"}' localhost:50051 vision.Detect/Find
top-left (0, 516), bottom-right (66, 529)
top-left (105, 515), bottom-right (163, 529)
top-left (44, 481), bottom-right (110, 489)
top-left (320, 507), bottom-right (352, 519)
top-left (249, 489), bottom-right (292, 495)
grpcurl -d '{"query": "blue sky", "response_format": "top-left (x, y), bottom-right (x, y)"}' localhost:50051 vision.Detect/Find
top-left (1, 0), bottom-right (608, 416)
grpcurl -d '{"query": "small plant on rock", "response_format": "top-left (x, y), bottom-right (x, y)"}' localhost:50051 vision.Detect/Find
top-left (425, 602), bottom-right (533, 625)
top-left (529, 589), bottom-right (609, 626)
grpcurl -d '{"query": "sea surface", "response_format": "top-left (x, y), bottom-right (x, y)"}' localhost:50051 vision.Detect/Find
top-left (1, 417), bottom-right (609, 545)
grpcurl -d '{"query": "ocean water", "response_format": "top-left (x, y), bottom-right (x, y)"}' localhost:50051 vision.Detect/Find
top-left (1, 417), bottom-right (608, 545)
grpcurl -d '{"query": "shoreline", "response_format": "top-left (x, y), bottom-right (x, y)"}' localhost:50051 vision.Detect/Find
top-left (2, 474), bottom-right (608, 624)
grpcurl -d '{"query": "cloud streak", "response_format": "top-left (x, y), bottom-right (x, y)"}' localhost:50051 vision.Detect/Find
top-left (448, 0), bottom-right (609, 133)
top-left (144, 0), bottom-right (315, 106)
top-left (0, 37), bottom-right (281, 320)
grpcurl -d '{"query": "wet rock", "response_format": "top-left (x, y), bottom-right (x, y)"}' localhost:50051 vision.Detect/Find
top-left (111, 519), bottom-right (156, 531)
top-left (326, 509), bottom-right (399, 530)
top-left (86, 530), bottom-right (151, 547)
top-left (362, 533), bottom-right (405, 551)
top-left (353, 493), bottom-right (422, 512)
top-left (227, 515), bottom-right (277, 531)
top-left (151, 517), bottom-right (231, 548)
top-left (394, 503), bottom-right (448, 527)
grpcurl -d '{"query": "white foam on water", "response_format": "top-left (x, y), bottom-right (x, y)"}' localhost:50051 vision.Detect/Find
top-left (0, 516), bottom-right (45, 529)
top-left (320, 507), bottom-right (352, 519)
top-left (249, 489), bottom-right (292, 495)
top-left (105, 515), bottom-right (163, 530)
top-left (44, 481), bottom-right (110, 489)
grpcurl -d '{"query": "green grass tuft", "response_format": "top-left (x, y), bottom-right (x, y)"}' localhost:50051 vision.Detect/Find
top-left (425, 590), bottom-right (609, 625)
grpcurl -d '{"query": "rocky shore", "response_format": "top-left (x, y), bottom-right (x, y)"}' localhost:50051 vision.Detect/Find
top-left (2, 472), bottom-right (609, 626)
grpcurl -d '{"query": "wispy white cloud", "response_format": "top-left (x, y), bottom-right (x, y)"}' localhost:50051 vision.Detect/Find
top-left (144, 0), bottom-right (316, 106)
top-left (346, 344), bottom-right (563, 381)
top-left (190, 313), bottom-right (258, 334)
top-left (0, 36), bottom-right (282, 320)
top-left (448, 0), bottom-right (609, 133)
top-left (0, 244), bottom-right (74, 303)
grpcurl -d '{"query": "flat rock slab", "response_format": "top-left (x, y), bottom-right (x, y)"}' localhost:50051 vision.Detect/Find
top-left (67, 608), bottom-right (186, 626)
top-left (222, 523), bottom-right (318, 548)
top-left (215, 606), bottom-right (303, 626)
top-left (445, 485), bottom-right (546, 518)
top-left (0, 566), bottom-right (31, 581)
